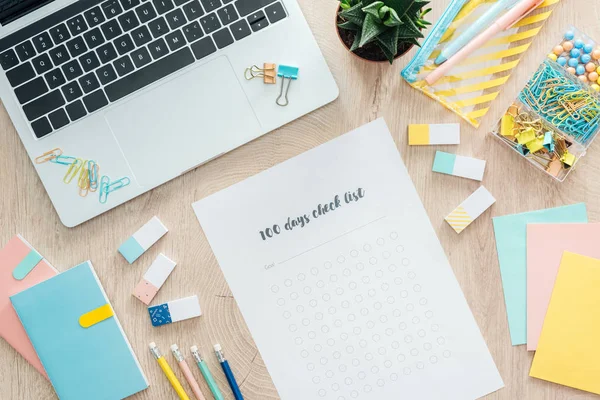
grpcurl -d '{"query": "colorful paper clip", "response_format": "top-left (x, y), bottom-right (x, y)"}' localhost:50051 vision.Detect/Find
top-left (88, 161), bottom-right (99, 192)
top-left (99, 175), bottom-right (131, 204)
top-left (35, 148), bottom-right (62, 164)
top-left (78, 163), bottom-right (90, 197)
top-left (244, 63), bottom-right (276, 84)
top-left (63, 158), bottom-right (84, 184)
top-left (50, 155), bottom-right (77, 165)
top-left (276, 65), bottom-right (299, 107)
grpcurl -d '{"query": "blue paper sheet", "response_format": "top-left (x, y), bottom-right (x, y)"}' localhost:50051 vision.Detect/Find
top-left (492, 203), bottom-right (588, 345)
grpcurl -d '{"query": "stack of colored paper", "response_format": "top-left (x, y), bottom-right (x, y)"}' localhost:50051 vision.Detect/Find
top-left (493, 203), bottom-right (600, 395)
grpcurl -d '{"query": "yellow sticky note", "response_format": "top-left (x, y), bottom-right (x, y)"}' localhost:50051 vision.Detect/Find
top-left (530, 252), bottom-right (600, 395)
top-left (408, 125), bottom-right (429, 145)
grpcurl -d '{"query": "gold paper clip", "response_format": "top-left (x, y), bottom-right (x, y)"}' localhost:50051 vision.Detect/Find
top-left (244, 63), bottom-right (276, 84)
top-left (35, 148), bottom-right (63, 164)
top-left (63, 158), bottom-right (84, 184)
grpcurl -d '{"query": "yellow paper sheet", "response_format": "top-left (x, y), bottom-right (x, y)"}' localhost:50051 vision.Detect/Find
top-left (530, 252), bottom-right (600, 395)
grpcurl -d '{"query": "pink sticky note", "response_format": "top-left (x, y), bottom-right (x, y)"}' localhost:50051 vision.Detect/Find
top-left (0, 235), bottom-right (58, 378)
top-left (526, 223), bottom-right (600, 351)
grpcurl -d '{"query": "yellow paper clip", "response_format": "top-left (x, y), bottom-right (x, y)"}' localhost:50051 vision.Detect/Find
top-left (63, 158), bottom-right (84, 184)
top-left (35, 148), bottom-right (62, 164)
top-left (244, 63), bottom-right (276, 84)
top-left (78, 164), bottom-right (90, 197)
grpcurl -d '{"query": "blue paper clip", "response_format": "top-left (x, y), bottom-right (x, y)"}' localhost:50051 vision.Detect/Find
top-left (50, 155), bottom-right (77, 165)
top-left (99, 175), bottom-right (110, 204)
top-left (106, 177), bottom-right (130, 193)
top-left (276, 65), bottom-right (299, 107)
top-left (88, 161), bottom-right (99, 191)
top-left (99, 176), bottom-right (130, 204)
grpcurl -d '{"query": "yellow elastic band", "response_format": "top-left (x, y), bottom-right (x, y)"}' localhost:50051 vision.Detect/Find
top-left (436, 76), bottom-right (509, 96)
top-left (538, 0), bottom-right (559, 8)
top-left (454, 92), bottom-right (499, 108)
top-left (466, 108), bottom-right (490, 119)
top-left (460, 44), bottom-right (531, 66)
top-left (79, 304), bottom-right (114, 328)
top-left (515, 10), bottom-right (552, 27)
top-left (452, 60), bottom-right (520, 82)
top-left (486, 28), bottom-right (542, 47)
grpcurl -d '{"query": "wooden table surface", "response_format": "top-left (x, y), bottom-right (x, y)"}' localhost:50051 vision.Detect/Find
top-left (1, 0), bottom-right (599, 398)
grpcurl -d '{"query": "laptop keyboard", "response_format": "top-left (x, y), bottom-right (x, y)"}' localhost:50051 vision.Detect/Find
top-left (0, 0), bottom-right (287, 138)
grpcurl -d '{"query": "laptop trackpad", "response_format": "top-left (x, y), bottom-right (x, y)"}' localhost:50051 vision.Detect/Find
top-left (105, 56), bottom-right (262, 187)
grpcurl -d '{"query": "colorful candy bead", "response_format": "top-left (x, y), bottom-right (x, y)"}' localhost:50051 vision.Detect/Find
top-left (581, 54), bottom-right (592, 64)
top-left (586, 62), bottom-right (596, 72)
top-left (553, 45), bottom-right (564, 55)
top-left (579, 75), bottom-right (588, 83)
top-left (592, 84), bottom-right (600, 92)
top-left (557, 56), bottom-right (567, 66)
top-left (584, 44), bottom-right (594, 54)
top-left (547, 53), bottom-right (558, 61)
top-left (564, 31), bottom-right (575, 41)
top-left (563, 41), bottom-right (574, 51)
top-left (567, 67), bottom-right (576, 74)
top-left (593, 49), bottom-right (600, 60)
top-left (575, 39), bottom-right (585, 49)
top-left (597, 66), bottom-right (600, 74)
top-left (570, 48), bottom-right (581, 58)
top-left (589, 72), bottom-right (599, 82)
top-left (576, 65), bottom-right (586, 75)
top-left (568, 58), bottom-right (579, 67)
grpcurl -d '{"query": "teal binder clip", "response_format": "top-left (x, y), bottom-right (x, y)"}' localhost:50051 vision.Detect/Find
top-left (276, 65), bottom-right (299, 107)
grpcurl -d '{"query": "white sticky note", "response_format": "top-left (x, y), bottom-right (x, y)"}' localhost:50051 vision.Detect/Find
top-left (133, 217), bottom-right (168, 251)
top-left (432, 151), bottom-right (486, 181)
top-left (445, 186), bottom-right (496, 233)
top-left (133, 254), bottom-right (177, 305)
top-left (148, 295), bottom-right (202, 327)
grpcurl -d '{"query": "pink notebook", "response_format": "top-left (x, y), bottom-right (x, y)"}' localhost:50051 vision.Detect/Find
top-left (0, 235), bottom-right (58, 378)
top-left (526, 223), bottom-right (600, 351)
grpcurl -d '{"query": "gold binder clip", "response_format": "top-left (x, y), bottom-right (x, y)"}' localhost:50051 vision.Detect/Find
top-left (244, 63), bottom-right (276, 84)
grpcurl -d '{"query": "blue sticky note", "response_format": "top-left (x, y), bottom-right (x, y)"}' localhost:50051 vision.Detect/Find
top-left (10, 262), bottom-right (148, 399)
top-left (118, 236), bottom-right (145, 264)
top-left (432, 151), bottom-right (456, 174)
top-left (492, 203), bottom-right (588, 345)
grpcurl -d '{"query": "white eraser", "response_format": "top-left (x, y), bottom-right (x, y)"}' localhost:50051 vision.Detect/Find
top-left (432, 151), bottom-right (486, 181)
top-left (445, 186), bottom-right (495, 234)
top-left (119, 216), bottom-right (168, 264)
top-left (148, 295), bottom-right (202, 327)
top-left (133, 254), bottom-right (177, 305)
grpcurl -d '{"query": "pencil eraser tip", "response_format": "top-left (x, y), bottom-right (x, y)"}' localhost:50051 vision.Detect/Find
top-left (190, 345), bottom-right (198, 352)
top-left (214, 344), bottom-right (222, 351)
top-left (149, 342), bottom-right (156, 348)
top-left (170, 344), bottom-right (178, 351)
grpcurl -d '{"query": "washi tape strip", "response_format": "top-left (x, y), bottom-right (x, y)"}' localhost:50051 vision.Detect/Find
top-left (118, 216), bottom-right (168, 264)
top-left (408, 123), bottom-right (460, 145)
top-left (133, 254), bottom-right (177, 305)
top-left (445, 186), bottom-right (496, 233)
top-left (148, 295), bottom-right (202, 327)
top-left (79, 304), bottom-right (114, 328)
top-left (432, 151), bottom-right (486, 181)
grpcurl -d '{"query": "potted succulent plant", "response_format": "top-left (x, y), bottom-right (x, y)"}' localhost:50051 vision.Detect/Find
top-left (337, 0), bottom-right (431, 63)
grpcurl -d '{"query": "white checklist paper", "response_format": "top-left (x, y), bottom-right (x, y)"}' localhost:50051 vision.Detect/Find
top-left (193, 119), bottom-right (503, 399)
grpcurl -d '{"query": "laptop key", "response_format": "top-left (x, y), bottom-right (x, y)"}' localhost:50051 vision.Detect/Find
top-left (32, 32), bottom-right (53, 53)
top-left (7, 62), bottom-right (35, 87)
top-left (23, 89), bottom-right (65, 121)
top-left (113, 55), bottom-right (134, 75)
top-left (83, 89), bottom-right (109, 112)
top-left (248, 11), bottom-right (268, 32)
top-left (217, 5), bottom-right (238, 25)
top-left (101, 19), bottom-right (123, 40)
top-left (97, 42), bottom-right (118, 63)
top-left (49, 24), bottom-right (71, 45)
top-left (131, 47), bottom-right (152, 67)
top-left (96, 64), bottom-right (118, 84)
top-left (174, 0), bottom-right (189, 5)
top-left (148, 17), bottom-right (170, 38)
top-left (213, 28), bottom-right (233, 49)
top-left (182, 21), bottom-right (203, 42)
top-left (62, 60), bottom-right (84, 80)
top-left (15, 77), bottom-right (48, 104)
top-left (265, 2), bottom-right (285, 23)
top-left (165, 30), bottom-right (186, 51)
top-left (0, 49), bottom-right (18, 70)
top-left (44, 68), bottom-right (66, 89)
top-left (120, 0), bottom-right (141, 10)
top-left (148, 38), bottom-right (169, 59)
top-left (66, 100), bottom-right (87, 121)
top-left (114, 34), bottom-right (135, 55)
top-left (84, 27), bottom-right (106, 49)
top-left (105, 47), bottom-right (193, 101)
top-left (66, 36), bottom-right (88, 58)
top-left (135, 2), bottom-right (157, 23)
top-left (165, 8), bottom-right (186, 30)
top-left (131, 25), bottom-right (152, 46)
top-left (49, 44), bottom-right (70, 66)
top-left (61, 81), bottom-right (83, 102)
top-left (31, 117), bottom-right (53, 138)
top-left (79, 51), bottom-right (100, 72)
top-left (234, 0), bottom-right (275, 17)
top-left (102, 0), bottom-right (123, 19)
top-left (66, 15), bottom-right (88, 36)
top-left (200, 0), bottom-right (221, 12)
top-left (79, 72), bottom-right (101, 93)
top-left (190, 36), bottom-right (215, 60)
top-left (32, 53), bottom-right (53, 74)
top-left (15, 41), bottom-right (36, 62)
top-left (84, 6), bottom-right (106, 27)
top-left (118, 10), bottom-right (140, 31)
top-left (153, 0), bottom-right (175, 14)
top-left (230, 19), bottom-right (250, 40)
top-left (48, 108), bottom-right (70, 130)
top-left (199, 13), bottom-right (220, 34)
top-left (182, 0), bottom-right (203, 21)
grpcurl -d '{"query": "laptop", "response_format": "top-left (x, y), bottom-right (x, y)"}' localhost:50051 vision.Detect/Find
top-left (0, 0), bottom-right (338, 227)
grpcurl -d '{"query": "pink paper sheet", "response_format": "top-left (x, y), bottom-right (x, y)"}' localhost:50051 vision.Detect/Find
top-left (526, 223), bottom-right (600, 350)
top-left (0, 235), bottom-right (57, 378)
